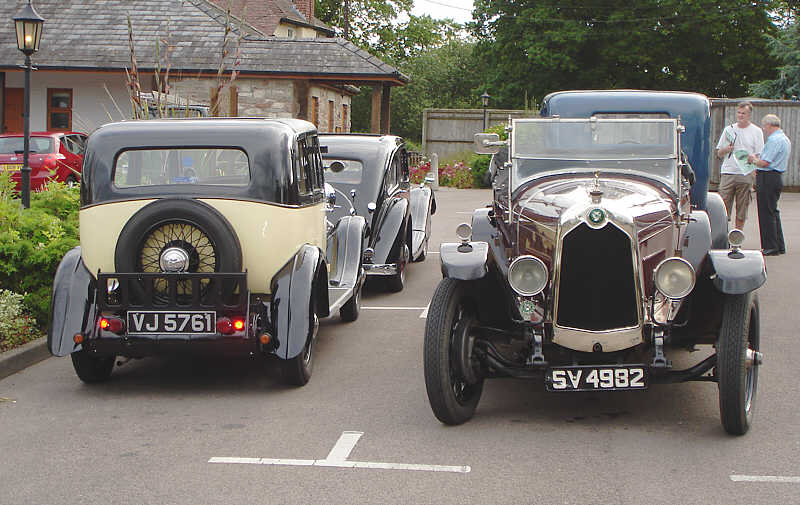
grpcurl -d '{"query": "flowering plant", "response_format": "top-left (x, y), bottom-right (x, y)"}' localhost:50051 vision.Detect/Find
top-left (409, 161), bottom-right (474, 189)
top-left (0, 290), bottom-right (40, 352)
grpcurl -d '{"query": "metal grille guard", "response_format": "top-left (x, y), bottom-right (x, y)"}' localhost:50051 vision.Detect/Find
top-left (97, 272), bottom-right (248, 312)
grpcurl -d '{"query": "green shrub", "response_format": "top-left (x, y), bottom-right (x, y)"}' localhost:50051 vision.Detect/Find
top-left (0, 289), bottom-right (41, 352)
top-left (469, 154), bottom-right (491, 188)
top-left (0, 173), bottom-right (80, 325)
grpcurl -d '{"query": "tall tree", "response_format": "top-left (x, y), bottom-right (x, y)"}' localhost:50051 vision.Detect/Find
top-left (749, 22), bottom-right (800, 98)
top-left (472, 0), bottom-right (779, 108)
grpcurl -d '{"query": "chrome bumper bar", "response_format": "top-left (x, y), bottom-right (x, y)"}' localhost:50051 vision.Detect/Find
top-left (363, 263), bottom-right (399, 276)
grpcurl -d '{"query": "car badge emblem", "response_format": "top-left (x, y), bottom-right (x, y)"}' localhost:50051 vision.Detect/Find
top-left (588, 208), bottom-right (606, 225)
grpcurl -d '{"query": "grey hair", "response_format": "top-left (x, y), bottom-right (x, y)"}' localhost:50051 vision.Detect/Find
top-left (762, 114), bottom-right (781, 127)
top-left (737, 101), bottom-right (753, 112)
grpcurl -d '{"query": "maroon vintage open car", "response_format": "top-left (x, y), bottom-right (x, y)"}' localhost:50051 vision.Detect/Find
top-left (423, 91), bottom-right (766, 435)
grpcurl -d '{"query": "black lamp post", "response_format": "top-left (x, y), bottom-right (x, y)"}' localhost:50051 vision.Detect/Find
top-left (480, 92), bottom-right (490, 131)
top-left (13, 1), bottom-right (45, 209)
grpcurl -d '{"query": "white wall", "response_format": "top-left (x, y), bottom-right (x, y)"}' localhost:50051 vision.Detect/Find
top-left (5, 70), bottom-right (131, 133)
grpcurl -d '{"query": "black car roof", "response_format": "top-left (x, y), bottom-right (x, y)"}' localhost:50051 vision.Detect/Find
top-left (319, 134), bottom-right (403, 204)
top-left (81, 118), bottom-right (317, 207)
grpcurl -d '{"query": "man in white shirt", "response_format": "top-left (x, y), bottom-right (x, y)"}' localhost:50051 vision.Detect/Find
top-left (715, 101), bottom-right (764, 230)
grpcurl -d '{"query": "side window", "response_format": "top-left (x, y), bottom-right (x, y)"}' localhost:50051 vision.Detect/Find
top-left (399, 149), bottom-right (410, 184)
top-left (385, 154), bottom-right (398, 189)
top-left (296, 135), bottom-right (324, 203)
top-left (295, 139), bottom-right (310, 196)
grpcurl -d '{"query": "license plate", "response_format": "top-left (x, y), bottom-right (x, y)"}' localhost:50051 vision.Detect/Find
top-left (126, 311), bottom-right (216, 335)
top-left (1, 164), bottom-right (22, 171)
top-left (546, 365), bottom-right (647, 391)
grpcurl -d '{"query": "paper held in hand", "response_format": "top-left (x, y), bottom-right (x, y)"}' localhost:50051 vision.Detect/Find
top-left (733, 149), bottom-right (756, 174)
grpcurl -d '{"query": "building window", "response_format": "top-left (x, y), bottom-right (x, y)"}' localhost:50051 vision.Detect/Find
top-left (48, 89), bottom-right (72, 131)
top-left (287, 28), bottom-right (294, 38)
top-left (328, 100), bottom-right (335, 132)
top-left (311, 96), bottom-right (319, 127)
top-left (342, 104), bottom-right (348, 132)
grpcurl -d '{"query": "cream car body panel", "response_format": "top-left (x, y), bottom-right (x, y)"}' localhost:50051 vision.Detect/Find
top-left (80, 199), bottom-right (326, 294)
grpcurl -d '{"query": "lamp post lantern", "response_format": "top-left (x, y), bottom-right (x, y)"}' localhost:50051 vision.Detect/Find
top-left (13, 1), bottom-right (45, 209)
top-left (480, 92), bottom-right (490, 131)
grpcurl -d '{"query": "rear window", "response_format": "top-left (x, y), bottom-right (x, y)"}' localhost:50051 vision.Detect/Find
top-left (0, 136), bottom-right (55, 154)
top-left (323, 158), bottom-right (363, 184)
top-left (114, 148), bottom-right (250, 187)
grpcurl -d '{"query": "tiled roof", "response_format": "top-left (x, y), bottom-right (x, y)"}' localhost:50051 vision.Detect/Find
top-left (206, 0), bottom-right (334, 36)
top-left (0, 0), bottom-right (407, 83)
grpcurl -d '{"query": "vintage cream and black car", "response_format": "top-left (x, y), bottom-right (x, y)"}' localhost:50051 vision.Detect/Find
top-left (320, 134), bottom-right (435, 292)
top-left (48, 118), bottom-right (365, 386)
top-left (424, 91), bottom-right (766, 435)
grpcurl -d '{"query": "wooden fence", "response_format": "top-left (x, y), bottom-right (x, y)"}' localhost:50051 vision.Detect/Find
top-left (423, 99), bottom-right (800, 189)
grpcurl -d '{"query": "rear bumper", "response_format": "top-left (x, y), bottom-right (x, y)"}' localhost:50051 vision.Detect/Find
top-left (82, 332), bottom-right (260, 358)
top-left (363, 262), bottom-right (399, 276)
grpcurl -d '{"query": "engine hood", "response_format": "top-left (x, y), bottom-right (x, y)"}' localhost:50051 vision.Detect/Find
top-left (514, 174), bottom-right (678, 264)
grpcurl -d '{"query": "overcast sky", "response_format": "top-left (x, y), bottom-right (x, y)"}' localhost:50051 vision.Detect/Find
top-left (411, 0), bottom-right (475, 24)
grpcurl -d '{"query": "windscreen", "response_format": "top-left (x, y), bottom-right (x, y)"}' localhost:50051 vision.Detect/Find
top-left (114, 148), bottom-right (250, 187)
top-left (512, 119), bottom-right (678, 189)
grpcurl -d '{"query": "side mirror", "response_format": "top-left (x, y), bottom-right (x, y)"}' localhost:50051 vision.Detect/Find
top-left (474, 133), bottom-right (503, 155)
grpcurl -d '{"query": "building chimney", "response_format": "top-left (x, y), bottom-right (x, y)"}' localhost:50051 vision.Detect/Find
top-left (294, 0), bottom-right (314, 21)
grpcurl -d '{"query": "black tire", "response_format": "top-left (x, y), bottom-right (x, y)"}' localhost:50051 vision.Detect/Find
top-left (281, 312), bottom-right (318, 387)
top-left (71, 351), bottom-right (115, 383)
top-left (386, 243), bottom-right (409, 293)
top-left (115, 199), bottom-right (242, 303)
top-left (116, 199), bottom-right (242, 274)
top-left (65, 174), bottom-right (79, 187)
top-left (424, 278), bottom-right (484, 425)
top-left (718, 292), bottom-right (760, 435)
top-left (340, 274), bottom-right (362, 322)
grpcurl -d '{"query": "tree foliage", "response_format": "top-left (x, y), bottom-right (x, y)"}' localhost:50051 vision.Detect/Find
top-left (472, 0), bottom-right (779, 108)
top-left (749, 22), bottom-right (800, 98)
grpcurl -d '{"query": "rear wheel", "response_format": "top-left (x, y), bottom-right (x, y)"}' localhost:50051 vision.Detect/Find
top-left (424, 278), bottom-right (484, 425)
top-left (340, 274), bottom-right (362, 322)
top-left (281, 313), bottom-right (318, 387)
top-left (386, 243), bottom-right (409, 293)
top-left (71, 351), bottom-right (115, 383)
top-left (65, 174), bottom-right (78, 187)
top-left (718, 292), bottom-right (760, 435)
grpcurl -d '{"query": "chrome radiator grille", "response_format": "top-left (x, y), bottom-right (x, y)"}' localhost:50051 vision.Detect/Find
top-left (556, 223), bottom-right (638, 331)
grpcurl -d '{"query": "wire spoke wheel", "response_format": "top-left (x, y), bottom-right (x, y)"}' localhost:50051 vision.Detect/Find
top-left (138, 220), bottom-right (218, 301)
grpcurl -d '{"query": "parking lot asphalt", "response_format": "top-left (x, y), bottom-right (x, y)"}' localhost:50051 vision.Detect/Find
top-left (2, 187), bottom-right (800, 504)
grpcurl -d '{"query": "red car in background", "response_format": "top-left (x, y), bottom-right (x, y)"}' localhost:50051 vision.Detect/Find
top-left (0, 131), bottom-right (87, 190)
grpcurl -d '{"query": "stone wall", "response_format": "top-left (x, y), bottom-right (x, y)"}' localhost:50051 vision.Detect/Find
top-left (171, 76), bottom-right (351, 132)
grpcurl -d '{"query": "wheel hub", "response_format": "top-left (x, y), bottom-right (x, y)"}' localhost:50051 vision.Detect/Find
top-left (159, 246), bottom-right (191, 272)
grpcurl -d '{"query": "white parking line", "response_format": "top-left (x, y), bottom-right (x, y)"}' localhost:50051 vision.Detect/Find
top-left (361, 306), bottom-right (429, 319)
top-left (419, 302), bottom-right (430, 319)
top-left (730, 475), bottom-right (800, 483)
top-left (209, 431), bottom-right (470, 474)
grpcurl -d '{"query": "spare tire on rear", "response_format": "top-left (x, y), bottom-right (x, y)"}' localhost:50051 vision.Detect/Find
top-left (115, 199), bottom-right (243, 302)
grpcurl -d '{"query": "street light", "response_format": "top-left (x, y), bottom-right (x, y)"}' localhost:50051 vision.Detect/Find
top-left (13, 1), bottom-right (45, 209)
top-left (480, 92), bottom-right (490, 131)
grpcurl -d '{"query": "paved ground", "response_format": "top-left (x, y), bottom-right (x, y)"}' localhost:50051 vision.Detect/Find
top-left (2, 187), bottom-right (799, 504)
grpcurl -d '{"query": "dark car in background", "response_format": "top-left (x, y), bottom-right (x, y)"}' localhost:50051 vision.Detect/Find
top-left (424, 90), bottom-right (766, 435)
top-left (0, 131), bottom-right (87, 189)
top-left (320, 134), bottom-right (436, 292)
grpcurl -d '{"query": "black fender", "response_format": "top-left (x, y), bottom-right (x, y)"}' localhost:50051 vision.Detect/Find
top-left (471, 207), bottom-right (510, 277)
top-left (708, 250), bottom-right (766, 294)
top-left (48, 247), bottom-right (97, 357)
top-left (409, 186), bottom-right (434, 260)
top-left (683, 210), bottom-right (712, 272)
top-left (327, 215), bottom-right (367, 292)
top-left (440, 242), bottom-right (489, 280)
top-left (706, 191), bottom-right (729, 249)
top-left (270, 245), bottom-right (328, 360)
top-left (371, 197), bottom-right (409, 264)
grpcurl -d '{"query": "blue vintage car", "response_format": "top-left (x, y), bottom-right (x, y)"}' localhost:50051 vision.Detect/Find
top-left (424, 90), bottom-right (766, 435)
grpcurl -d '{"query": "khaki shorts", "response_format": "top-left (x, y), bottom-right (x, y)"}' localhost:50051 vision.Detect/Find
top-left (719, 173), bottom-right (755, 223)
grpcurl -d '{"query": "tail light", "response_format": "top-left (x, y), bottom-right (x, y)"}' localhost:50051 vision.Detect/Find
top-left (217, 317), bottom-right (246, 335)
top-left (99, 317), bottom-right (124, 334)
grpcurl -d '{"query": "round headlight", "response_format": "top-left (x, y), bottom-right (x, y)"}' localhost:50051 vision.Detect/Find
top-left (654, 257), bottom-right (695, 299)
top-left (728, 229), bottom-right (745, 248)
top-left (508, 255), bottom-right (548, 296)
top-left (455, 223), bottom-right (472, 241)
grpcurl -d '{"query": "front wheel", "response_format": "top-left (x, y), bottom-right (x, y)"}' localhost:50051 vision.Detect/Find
top-left (386, 244), bottom-right (409, 293)
top-left (424, 278), bottom-right (484, 425)
top-left (340, 277), bottom-right (362, 322)
top-left (71, 350), bottom-right (115, 383)
top-left (718, 292), bottom-right (760, 435)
